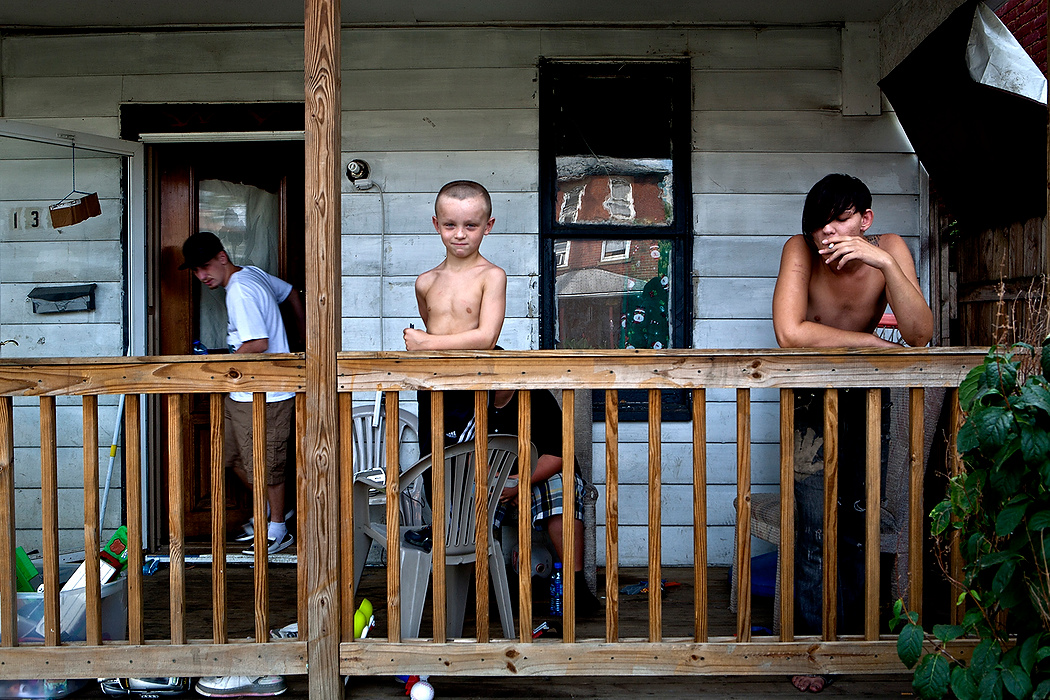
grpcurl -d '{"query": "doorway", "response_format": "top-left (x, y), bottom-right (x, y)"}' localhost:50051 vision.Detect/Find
top-left (154, 140), bottom-right (305, 539)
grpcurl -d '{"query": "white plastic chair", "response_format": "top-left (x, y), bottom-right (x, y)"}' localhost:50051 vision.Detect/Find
top-left (352, 436), bottom-right (522, 639)
top-left (349, 403), bottom-right (419, 476)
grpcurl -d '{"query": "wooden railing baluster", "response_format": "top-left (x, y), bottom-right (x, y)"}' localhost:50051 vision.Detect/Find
top-left (124, 394), bottom-right (144, 645)
top-left (604, 389), bottom-right (619, 643)
top-left (339, 391), bottom-right (354, 641)
top-left (562, 388), bottom-right (576, 643)
top-left (473, 390), bottom-right (490, 642)
top-left (692, 388), bottom-right (708, 643)
top-left (865, 389), bottom-right (881, 641)
top-left (0, 396), bottom-right (13, 648)
top-left (516, 391), bottom-right (533, 642)
top-left (40, 396), bottom-right (59, 646)
top-left (210, 393), bottom-right (228, 644)
top-left (734, 388), bottom-right (751, 642)
top-left (385, 390), bottom-right (404, 642)
top-left (648, 389), bottom-right (662, 643)
top-left (431, 391), bottom-right (447, 643)
top-left (167, 393), bottom-right (186, 645)
top-left (908, 387), bottom-right (925, 621)
top-left (82, 395), bottom-right (102, 646)
top-left (822, 389), bottom-right (839, 641)
top-left (250, 393), bottom-right (268, 642)
top-left (779, 388), bottom-right (795, 640)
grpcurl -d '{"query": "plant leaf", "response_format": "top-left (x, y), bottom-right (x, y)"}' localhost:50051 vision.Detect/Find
top-left (996, 502), bottom-right (1028, 537)
top-left (897, 622), bottom-right (926, 669)
top-left (1002, 666), bottom-right (1032, 700)
top-left (1034, 678), bottom-right (1050, 700)
top-left (1042, 344), bottom-right (1050, 380)
top-left (978, 667), bottom-right (1003, 700)
top-left (951, 666), bottom-right (980, 700)
top-left (972, 639), bottom-right (1002, 677)
top-left (1029, 510), bottom-right (1050, 531)
top-left (930, 501), bottom-right (953, 537)
top-left (1019, 634), bottom-right (1040, 674)
top-left (913, 653), bottom-right (951, 699)
top-left (1022, 423), bottom-right (1050, 466)
top-left (932, 624), bottom-right (966, 643)
top-left (976, 406), bottom-right (1016, 454)
top-left (1018, 381), bottom-right (1050, 416)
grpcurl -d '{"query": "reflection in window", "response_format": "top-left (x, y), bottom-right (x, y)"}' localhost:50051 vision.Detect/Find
top-left (554, 238), bottom-right (671, 350)
top-left (554, 240), bottom-right (571, 268)
top-left (600, 240), bottom-right (629, 262)
top-left (558, 183), bottom-right (586, 223)
top-left (555, 157), bottom-right (673, 227)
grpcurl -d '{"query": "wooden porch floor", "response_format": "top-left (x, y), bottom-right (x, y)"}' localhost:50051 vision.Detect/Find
top-left (64, 550), bottom-right (913, 699)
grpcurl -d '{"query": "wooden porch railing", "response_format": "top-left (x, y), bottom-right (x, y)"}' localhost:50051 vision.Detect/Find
top-left (0, 349), bottom-right (984, 684)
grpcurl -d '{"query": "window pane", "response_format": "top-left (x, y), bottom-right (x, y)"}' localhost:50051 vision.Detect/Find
top-left (556, 158), bottom-right (673, 227)
top-left (554, 238), bottom-right (672, 350)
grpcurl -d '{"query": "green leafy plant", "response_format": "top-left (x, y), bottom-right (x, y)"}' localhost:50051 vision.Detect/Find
top-left (891, 344), bottom-right (1050, 699)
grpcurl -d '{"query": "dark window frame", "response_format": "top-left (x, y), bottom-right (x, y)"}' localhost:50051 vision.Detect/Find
top-left (538, 59), bottom-right (693, 421)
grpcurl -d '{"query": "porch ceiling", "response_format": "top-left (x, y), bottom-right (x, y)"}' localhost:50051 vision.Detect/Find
top-left (1, 0), bottom-right (902, 30)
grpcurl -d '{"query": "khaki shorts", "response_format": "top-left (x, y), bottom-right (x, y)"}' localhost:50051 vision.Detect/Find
top-left (224, 396), bottom-right (294, 486)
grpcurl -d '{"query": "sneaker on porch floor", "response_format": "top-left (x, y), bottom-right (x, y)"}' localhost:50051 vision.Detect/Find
top-left (195, 675), bottom-right (286, 697)
top-left (241, 531), bottom-right (294, 556)
top-left (233, 511), bottom-right (296, 543)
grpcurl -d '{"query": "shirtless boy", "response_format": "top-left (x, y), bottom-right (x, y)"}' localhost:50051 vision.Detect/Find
top-left (402, 181), bottom-right (507, 549)
top-left (772, 174), bottom-right (932, 693)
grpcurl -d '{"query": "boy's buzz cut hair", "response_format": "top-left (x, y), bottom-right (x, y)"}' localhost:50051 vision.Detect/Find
top-left (801, 173), bottom-right (872, 244)
top-left (436, 180), bottom-right (492, 220)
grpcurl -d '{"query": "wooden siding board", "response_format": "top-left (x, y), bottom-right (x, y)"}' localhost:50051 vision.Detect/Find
top-left (345, 192), bottom-right (537, 236)
top-left (121, 72), bottom-right (304, 103)
top-left (343, 109), bottom-right (537, 151)
top-left (692, 70), bottom-right (840, 111)
top-left (0, 323), bottom-right (124, 357)
top-left (2, 76), bottom-right (122, 119)
top-left (13, 448), bottom-right (119, 487)
top-left (695, 278), bottom-right (778, 319)
top-left (3, 31), bottom-right (304, 77)
top-left (693, 319), bottom-right (779, 349)
top-left (0, 241), bottom-right (123, 283)
top-left (692, 153), bottom-right (919, 194)
top-left (692, 111), bottom-right (914, 152)
top-left (0, 160), bottom-right (124, 201)
top-left (591, 441), bottom-right (780, 487)
top-left (342, 68), bottom-right (537, 110)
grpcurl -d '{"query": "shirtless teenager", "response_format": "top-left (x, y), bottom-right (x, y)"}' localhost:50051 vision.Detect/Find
top-left (772, 174), bottom-right (932, 693)
top-left (402, 180), bottom-right (507, 550)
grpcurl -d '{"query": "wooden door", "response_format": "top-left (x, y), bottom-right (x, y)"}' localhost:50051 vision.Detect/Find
top-left (156, 141), bottom-right (304, 538)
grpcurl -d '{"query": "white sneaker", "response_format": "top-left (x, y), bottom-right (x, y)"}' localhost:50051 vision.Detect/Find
top-left (233, 511), bottom-right (295, 544)
top-left (195, 675), bottom-right (286, 697)
top-left (242, 531), bottom-right (294, 556)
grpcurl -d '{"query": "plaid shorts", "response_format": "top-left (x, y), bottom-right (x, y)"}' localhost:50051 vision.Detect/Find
top-left (493, 472), bottom-right (587, 531)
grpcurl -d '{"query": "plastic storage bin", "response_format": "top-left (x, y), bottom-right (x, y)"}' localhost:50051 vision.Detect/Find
top-left (0, 574), bottom-right (128, 699)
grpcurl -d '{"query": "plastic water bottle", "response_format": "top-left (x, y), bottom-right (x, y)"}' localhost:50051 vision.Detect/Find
top-left (549, 562), bottom-right (563, 616)
top-left (192, 340), bottom-right (208, 355)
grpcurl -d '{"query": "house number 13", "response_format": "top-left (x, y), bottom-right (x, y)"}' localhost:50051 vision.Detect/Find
top-left (12, 209), bottom-right (42, 229)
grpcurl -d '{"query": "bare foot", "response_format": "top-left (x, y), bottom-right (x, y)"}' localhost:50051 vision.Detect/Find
top-left (791, 675), bottom-right (831, 692)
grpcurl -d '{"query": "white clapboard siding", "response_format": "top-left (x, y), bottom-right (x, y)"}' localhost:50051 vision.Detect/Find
top-left (692, 152), bottom-right (920, 194)
top-left (694, 194), bottom-right (919, 236)
top-left (693, 70), bottom-right (841, 111)
top-left (1, 282), bottom-right (122, 325)
top-left (344, 109), bottom-right (537, 151)
top-left (4, 30), bottom-right (305, 77)
top-left (693, 111), bottom-right (914, 153)
top-left (13, 448), bottom-right (121, 488)
top-left (122, 72), bottom-right (305, 104)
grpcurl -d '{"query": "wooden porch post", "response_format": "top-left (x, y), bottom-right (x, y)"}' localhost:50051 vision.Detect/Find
top-left (304, 0), bottom-right (342, 696)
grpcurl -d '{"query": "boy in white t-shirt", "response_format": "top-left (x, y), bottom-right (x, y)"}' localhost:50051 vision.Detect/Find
top-left (180, 231), bottom-right (305, 556)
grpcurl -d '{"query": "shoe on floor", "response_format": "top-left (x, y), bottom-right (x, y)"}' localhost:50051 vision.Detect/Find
top-left (242, 531), bottom-right (294, 556)
top-left (195, 675), bottom-right (286, 697)
top-left (233, 511), bottom-right (296, 543)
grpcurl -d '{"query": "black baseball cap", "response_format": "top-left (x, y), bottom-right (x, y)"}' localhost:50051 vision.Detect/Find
top-left (179, 231), bottom-right (225, 270)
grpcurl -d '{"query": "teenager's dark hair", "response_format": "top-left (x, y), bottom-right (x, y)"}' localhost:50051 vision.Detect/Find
top-left (436, 180), bottom-right (492, 220)
top-left (801, 174), bottom-right (872, 241)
